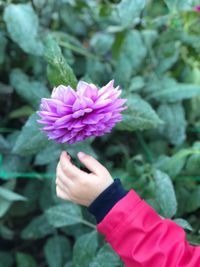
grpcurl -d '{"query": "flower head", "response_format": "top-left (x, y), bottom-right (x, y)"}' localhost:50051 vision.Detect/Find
top-left (37, 80), bottom-right (127, 144)
top-left (194, 6), bottom-right (200, 12)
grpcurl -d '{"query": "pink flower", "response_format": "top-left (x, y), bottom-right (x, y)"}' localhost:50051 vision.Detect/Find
top-left (37, 80), bottom-right (127, 144)
top-left (194, 6), bottom-right (200, 12)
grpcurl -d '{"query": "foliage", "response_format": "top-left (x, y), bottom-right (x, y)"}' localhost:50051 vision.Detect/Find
top-left (1, 0), bottom-right (200, 266)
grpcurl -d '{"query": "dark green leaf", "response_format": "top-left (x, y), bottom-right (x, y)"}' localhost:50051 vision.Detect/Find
top-left (156, 148), bottom-right (200, 178)
top-left (114, 30), bottom-right (147, 86)
top-left (116, 0), bottom-right (146, 28)
top-left (21, 214), bottom-right (54, 239)
top-left (147, 78), bottom-right (200, 102)
top-left (0, 181), bottom-right (16, 218)
top-left (186, 186), bottom-right (200, 213)
top-left (44, 235), bottom-right (72, 267)
top-left (35, 142), bottom-right (62, 165)
top-left (46, 203), bottom-right (83, 227)
top-left (8, 106), bottom-right (34, 119)
top-left (73, 231), bottom-right (98, 267)
top-left (154, 170), bottom-right (177, 218)
top-left (0, 83), bottom-right (12, 94)
top-left (10, 69), bottom-right (50, 109)
top-left (90, 244), bottom-right (121, 267)
top-left (173, 218), bottom-right (193, 231)
top-left (16, 252), bottom-right (37, 267)
top-left (0, 251), bottom-right (13, 267)
top-left (157, 102), bottom-right (187, 145)
top-left (13, 113), bottom-right (50, 156)
top-left (0, 32), bottom-right (7, 65)
top-left (0, 187), bottom-right (27, 201)
top-left (116, 95), bottom-right (162, 131)
top-left (3, 4), bottom-right (43, 55)
top-left (164, 0), bottom-right (193, 12)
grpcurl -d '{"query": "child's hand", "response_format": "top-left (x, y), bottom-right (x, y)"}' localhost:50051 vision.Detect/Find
top-left (56, 151), bottom-right (113, 207)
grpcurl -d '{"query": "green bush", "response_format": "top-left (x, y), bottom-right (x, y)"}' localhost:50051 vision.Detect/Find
top-left (0, 0), bottom-right (200, 266)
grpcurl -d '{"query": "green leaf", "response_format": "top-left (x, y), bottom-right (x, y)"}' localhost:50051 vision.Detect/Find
top-left (154, 170), bottom-right (177, 218)
top-left (8, 105), bottom-right (34, 119)
top-left (44, 35), bottom-right (77, 87)
top-left (173, 218), bottom-right (193, 231)
top-left (0, 251), bottom-right (13, 267)
top-left (128, 76), bottom-right (145, 93)
top-left (164, 0), bottom-right (193, 12)
top-left (10, 69), bottom-right (50, 109)
top-left (35, 142), bottom-right (62, 165)
top-left (44, 235), bottom-right (72, 267)
top-left (0, 187), bottom-right (27, 201)
top-left (156, 148), bottom-right (200, 178)
top-left (116, 95), bottom-right (162, 131)
top-left (90, 244), bottom-right (121, 267)
top-left (60, 5), bottom-right (87, 35)
top-left (0, 32), bottom-right (7, 65)
top-left (16, 252), bottom-right (37, 267)
top-left (0, 82), bottom-right (13, 94)
top-left (3, 4), bottom-right (43, 55)
top-left (73, 231), bottom-right (98, 267)
top-left (114, 30), bottom-right (147, 86)
top-left (147, 78), bottom-right (200, 102)
top-left (185, 142), bottom-right (200, 175)
top-left (155, 41), bottom-right (180, 74)
top-left (0, 222), bottom-right (14, 240)
top-left (86, 59), bottom-right (110, 84)
top-left (46, 203), bottom-right (83, 227)
top-left (0, 198), bottom-right (12, 218)
top-left (13, 113), bottom-right (50, 156)
top-left (90, 33), bottom-right (114, 55)
top-left (64, 138), bottom-right (97, 159)
top-left (186, 186), bottom-right (200, 213)
top-left (187, 234), bottom-right (200, 246)
top-left (116, 0), bottom-right (146, 28)
top-left (0, 181), bottom-right (16, 218)
top-left (21, 214), bottom-right (54, 239)
top-left (157, 102), bottom-right (187, 145)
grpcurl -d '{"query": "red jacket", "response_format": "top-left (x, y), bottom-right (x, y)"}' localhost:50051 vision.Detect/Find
top-left (97, 190), bottom-right (200, 267)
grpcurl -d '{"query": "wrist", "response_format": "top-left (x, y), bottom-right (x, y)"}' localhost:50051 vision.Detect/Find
top-left (88, 178), bottom-right (128, 223)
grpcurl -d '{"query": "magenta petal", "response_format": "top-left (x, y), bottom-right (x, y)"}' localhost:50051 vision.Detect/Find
top-left (72, 110), bottom-right (85, 118)
top-left (98, 80), bottom-right (114, 97)
top-left (54, 114), bottom-right (72, 126)
top-left (92, 99), bottom-right (112, 109)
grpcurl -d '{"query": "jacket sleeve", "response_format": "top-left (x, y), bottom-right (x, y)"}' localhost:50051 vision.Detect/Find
top-left (96, 190), bottom-right (200, 267)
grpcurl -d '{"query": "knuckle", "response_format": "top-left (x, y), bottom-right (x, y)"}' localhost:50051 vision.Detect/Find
top-left (62, 165), bottom-right (68, 174)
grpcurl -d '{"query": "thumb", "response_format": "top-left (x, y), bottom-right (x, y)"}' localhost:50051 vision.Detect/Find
top-left (77, 152), bottom-right (107, 176)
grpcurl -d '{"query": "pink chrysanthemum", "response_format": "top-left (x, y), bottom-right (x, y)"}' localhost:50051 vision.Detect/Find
top-left (37, 80), bottom-right (127, 144)
top-left (194, 6), bottom-right (200, 12)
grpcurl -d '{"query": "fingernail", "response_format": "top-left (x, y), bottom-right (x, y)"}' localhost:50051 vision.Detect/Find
top-left (78, 152), bottom-right (85, 159)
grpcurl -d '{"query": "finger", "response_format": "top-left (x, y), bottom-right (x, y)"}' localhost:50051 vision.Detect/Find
top-left (56, 162), bottom-right (73, 187)
top-left (56, 185), bottom-right (70, 201)
top-left (56, 174), bottom-right (68, 190)
top-left (59, 151), bottom-right (86, 178)
top-left (77, 152), bottom-right (107, 176)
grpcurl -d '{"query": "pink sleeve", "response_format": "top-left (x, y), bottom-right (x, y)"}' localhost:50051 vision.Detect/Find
top-left (97, 190), bottom-right (200, 267)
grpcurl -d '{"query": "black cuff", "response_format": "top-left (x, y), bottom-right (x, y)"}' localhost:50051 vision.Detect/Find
top-left (88, 178), bottom-right (128, 223)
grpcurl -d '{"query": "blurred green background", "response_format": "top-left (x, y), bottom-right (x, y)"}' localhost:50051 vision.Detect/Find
top-left (1, 0), bottom-right (200, 266)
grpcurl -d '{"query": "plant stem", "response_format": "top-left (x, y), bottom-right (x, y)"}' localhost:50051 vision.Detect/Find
top-left (58, 41), bottom-right (102, 61)
top-left (81, 219), bottom-right (96, 229)
top-left (136, 131), bottom-right (154, 163)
